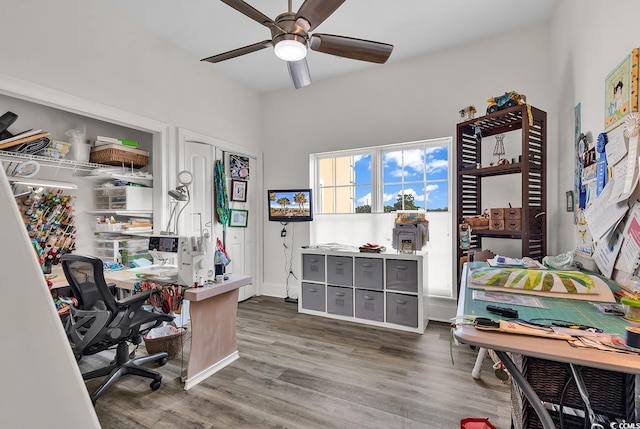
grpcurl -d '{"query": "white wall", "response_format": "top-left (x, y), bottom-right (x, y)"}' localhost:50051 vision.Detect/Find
top-left (261, 24), bottom-right (554, 297)
top-left (0, 0), bottom-right (262, 151)
top-left (0, 0), bottom-right (262, 425)
top-left (549, 0), bottom-right (640, 261)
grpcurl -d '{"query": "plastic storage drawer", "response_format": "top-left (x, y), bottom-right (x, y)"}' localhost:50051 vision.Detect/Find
top-left (302, 254), bottom-right (325, 282)
top-left (354, 257), bottom-right (383, 290)
top-left (95, 238), bottom-right (149, 251)
top-left (326, 255), bottom-right (353, 286)
top-left (386, 292), bottom-right (418, 327)
top-left (301, 282), bottom-right (325, 312)
top-left (354, 289), bottom-right (384, 322)
top-left (93, 186), bottom-right (152, 211)
top-left (326, 286), bottom-right (353, 317)
top-left (386, 259), bottom-right (418, 292)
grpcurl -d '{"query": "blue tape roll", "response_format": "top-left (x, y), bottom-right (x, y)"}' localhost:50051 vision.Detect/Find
top-left (626, 326), bottom-right (640, 349)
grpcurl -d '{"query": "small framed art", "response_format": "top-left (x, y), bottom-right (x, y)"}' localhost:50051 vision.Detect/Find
top-left (566, 190), bottom-right (574, 212)
top-left (231, 179), bottom-right (247, 202)
top-left (605, 48), bottom-right (639, 131)
top-left (229, 209), bottom-right (248, 228)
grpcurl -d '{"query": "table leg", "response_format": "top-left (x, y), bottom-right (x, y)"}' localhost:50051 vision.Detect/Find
top-left (494, 350), bottom-right (555, 429)
top-left (472, 347), bottom-right (488, 379)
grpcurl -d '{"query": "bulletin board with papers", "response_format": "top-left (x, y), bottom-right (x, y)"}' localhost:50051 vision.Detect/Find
top-left (580, 112), bottom-right (640, 282)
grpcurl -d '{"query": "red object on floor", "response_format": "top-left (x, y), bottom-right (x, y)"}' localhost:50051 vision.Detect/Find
top-left (460, 417), bottom-right (497, 429)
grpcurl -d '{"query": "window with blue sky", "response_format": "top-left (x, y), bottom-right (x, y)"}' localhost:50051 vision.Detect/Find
top-left (313, 138), bottom-right (451, 214)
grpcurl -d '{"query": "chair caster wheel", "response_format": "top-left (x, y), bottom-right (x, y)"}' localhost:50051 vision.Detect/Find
top-left (150, 380), bottom-right (161, 390)
top-left (159, 357), bottom-right (168, 366)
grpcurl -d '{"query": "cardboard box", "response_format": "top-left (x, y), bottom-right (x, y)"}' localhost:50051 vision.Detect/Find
top-left (504, 220), bottom-right (521, 231)
top-left (489, 208), bottom-right (504, 219)
top-left (504, 208), bottom-right (522, 219)
top-left (489, 219), bottom-right (504, 230)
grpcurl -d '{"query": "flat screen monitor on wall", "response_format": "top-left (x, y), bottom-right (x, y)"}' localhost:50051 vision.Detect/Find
top-left (267, 189), bottom-right (313, 222)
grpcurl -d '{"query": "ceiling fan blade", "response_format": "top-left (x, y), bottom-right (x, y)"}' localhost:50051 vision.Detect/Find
top-left (310, 34), bottom-right (393, 64)
top-left (201, 40), bottom-right (272, 63)
top-left (295, 0), bottom-right (345, 31)
top-left (220, 0), bottom-right (277, 29)
top-left (288, 59), bottom-right (311, 89)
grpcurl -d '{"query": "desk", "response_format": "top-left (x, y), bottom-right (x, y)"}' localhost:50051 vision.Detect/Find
top-left (454, 263), bottom-right (640, 428)
top-left (51, 264), bottom-right (252, 390)
top-left (182, 275), bottom-right (251, 390)
top-left (49, 265), bottom-right (138, 291)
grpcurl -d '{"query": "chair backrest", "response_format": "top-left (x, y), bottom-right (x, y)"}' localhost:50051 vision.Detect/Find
top-left (61, 254), bottom-right (118, 315)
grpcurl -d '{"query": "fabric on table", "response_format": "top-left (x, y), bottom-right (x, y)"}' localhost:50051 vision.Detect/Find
top-left (470, 267), bottom-right (600, 294)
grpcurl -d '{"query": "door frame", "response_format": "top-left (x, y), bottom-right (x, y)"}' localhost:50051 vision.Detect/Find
top-left (177, 127), bottom-right (263, 295)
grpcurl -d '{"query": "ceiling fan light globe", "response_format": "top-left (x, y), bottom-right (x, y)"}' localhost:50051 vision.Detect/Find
top-left (274, 39), bottom-right (307, 62)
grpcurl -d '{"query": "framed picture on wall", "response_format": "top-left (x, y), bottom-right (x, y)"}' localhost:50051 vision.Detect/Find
top-left (229, 209), bottom-right (248, 228)
top-left (229, 153), bottom-right (250, 180)
top-left (605, 48), bottom-right (639, 131)
top-left (231, 179), bottom-right (247, 202)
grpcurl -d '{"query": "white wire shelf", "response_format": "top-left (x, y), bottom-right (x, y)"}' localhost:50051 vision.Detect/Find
top-left (0, 150), bottom-right (105, 172)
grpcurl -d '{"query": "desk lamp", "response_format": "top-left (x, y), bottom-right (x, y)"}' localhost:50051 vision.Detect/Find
top-left (165, 170), bottom-right (193, 235)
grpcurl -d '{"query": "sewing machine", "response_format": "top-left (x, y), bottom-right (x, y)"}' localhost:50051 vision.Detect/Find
top-left (148, 235), bottom-right (214, 287)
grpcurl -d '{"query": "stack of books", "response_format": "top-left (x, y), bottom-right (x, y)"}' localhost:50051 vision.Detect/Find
top-left (359, 243), bottom-right (386, 253)
top-left (94, 135), bottom-right (139, 148)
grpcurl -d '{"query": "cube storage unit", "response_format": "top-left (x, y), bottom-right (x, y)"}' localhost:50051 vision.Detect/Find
top-left (300, 248), bottom-right (428, 333)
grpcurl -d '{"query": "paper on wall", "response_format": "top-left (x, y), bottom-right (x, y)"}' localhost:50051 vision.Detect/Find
top-left (605, 125), bottom-right (627, 167)
top-left (608, 156), bottom-right (639, 204)
top-left (620, 202), bottom-right (640, 273)
top-left (592, 224), bottom-right (624, 279)
top-left (584, 179), bottom-right (628, 240)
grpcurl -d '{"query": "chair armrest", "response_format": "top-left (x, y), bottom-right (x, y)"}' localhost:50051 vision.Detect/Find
top-left (117, 290), bottom-right (152, 307)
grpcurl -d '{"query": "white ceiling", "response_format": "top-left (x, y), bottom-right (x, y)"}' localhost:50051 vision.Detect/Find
top-left (98, 0), bottom-right (558, 93)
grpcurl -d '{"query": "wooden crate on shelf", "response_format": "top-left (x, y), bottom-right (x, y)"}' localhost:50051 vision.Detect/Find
top-left (89, 143), bottom-right (149, 168)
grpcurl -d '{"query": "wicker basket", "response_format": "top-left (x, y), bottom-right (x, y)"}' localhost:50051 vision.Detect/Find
top-left (510, 354), bottom-right (636, 428)
top-left (143, 327), bottom-right (187, 360)
top-left (89, 144), bottom-right (149, 168)
top-left (466, 217), bottom-right (489, 230)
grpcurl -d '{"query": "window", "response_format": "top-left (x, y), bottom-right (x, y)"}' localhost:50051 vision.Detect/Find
top-left (316, 153), bottom-right (372, 214)
top-left (310, 137), bottom-right (453, 298)
top-left (382, 146), bottom-right (449, 212)
top-left (312, 138), bottom-right (450, 214)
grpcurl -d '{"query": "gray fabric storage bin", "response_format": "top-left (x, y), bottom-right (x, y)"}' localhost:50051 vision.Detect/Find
top-left (354, 257), bottom-right (383, 290)
top-left (386, 259), bottom-right (418, 292)
top-left (302, 254), bottom-right (325, 282)
top-left (326, 285), bottom-right (353, 316)
top-left (301, 282), bottom-right (325, 311)
top-left (386, 292), bottom-right (418, 327)
top-left (354, 289), bottom-right (384, 322)
top-left (326, 255), bottom-right (353, 286)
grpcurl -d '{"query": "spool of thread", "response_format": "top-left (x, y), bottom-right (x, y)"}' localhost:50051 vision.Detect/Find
top-left (625, 326), bottom-right (640, 349)
top-left (621, 297), bottom-right (640, 322)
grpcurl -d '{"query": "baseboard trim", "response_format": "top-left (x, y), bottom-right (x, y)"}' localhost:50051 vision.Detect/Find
top-left (182, 351), bottom-right (239, 390)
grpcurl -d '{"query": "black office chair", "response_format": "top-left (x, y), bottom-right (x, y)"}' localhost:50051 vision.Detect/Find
top-left (61, 254), bottom-right (174, 404)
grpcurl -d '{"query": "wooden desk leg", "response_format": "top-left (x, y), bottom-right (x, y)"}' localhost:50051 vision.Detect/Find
top-left (494, 351), bottom-right (555, 429)
top-left (184, 289), bottom-right (239, 390)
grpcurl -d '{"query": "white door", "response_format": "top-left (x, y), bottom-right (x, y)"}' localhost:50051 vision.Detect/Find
top-left (225, 154), bottom-right (257, 301)
top-left (181, 141), bottom-right (215, 237)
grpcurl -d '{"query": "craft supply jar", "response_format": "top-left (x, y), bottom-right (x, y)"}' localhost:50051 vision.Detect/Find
top-left (620, 297), bottom-right (640, 322)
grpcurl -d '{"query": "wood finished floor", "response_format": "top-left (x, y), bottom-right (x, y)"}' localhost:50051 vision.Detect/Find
top-left (85, 296), bottom-right (511, 429)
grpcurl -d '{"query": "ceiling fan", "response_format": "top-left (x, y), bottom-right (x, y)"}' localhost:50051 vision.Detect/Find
top-left (201, 0), bottom-right (394, 89)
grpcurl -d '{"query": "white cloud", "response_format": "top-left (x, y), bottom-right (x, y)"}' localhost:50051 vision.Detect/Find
top-left (356, 192), bottom-right (372, 206)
